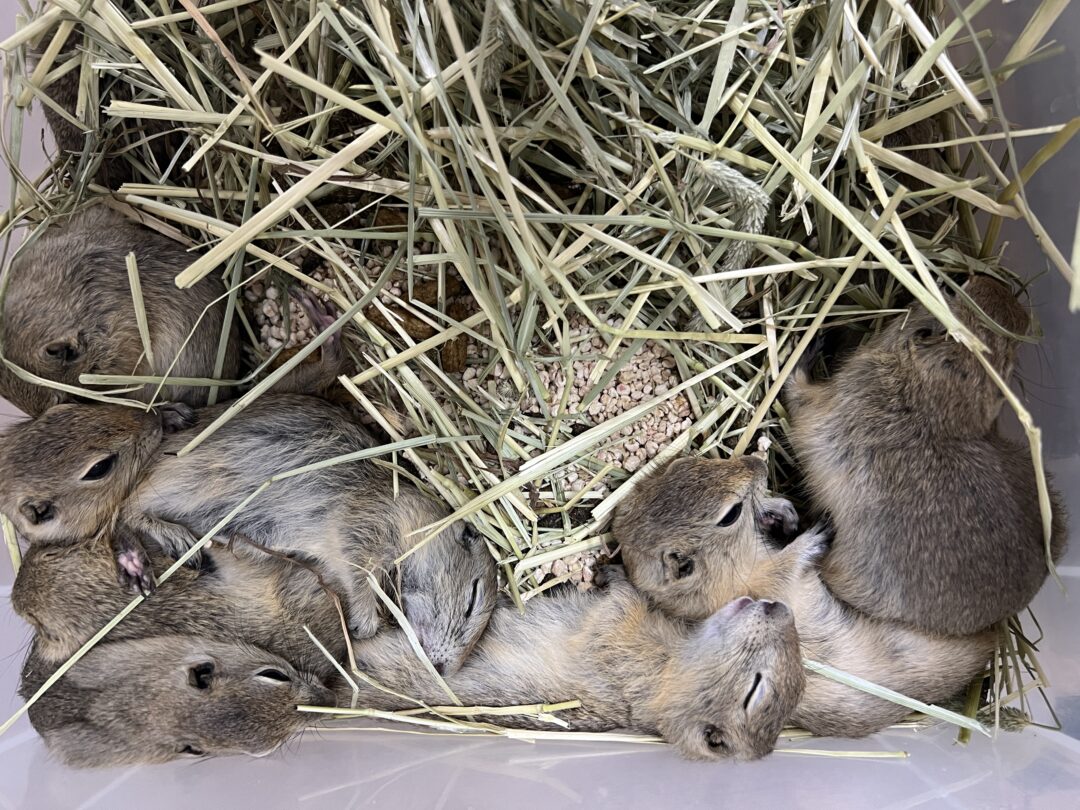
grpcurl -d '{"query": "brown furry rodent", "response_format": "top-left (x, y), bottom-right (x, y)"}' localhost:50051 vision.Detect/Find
top-left (22, 574), bottom-right (804, 765)
top-left (20, 635), bottom-right (334, 768)
top-left (613, 455), bottom-right (996, 737)
top-left (611, 452), bottom-right (800, 620)
top-left (0, 206), bottom-right (240, 415)
top-left (785, 277), bottom-right (1068, 635)
top-left (28, 22), bottom-right (179, 190)
top-left (346, 570), bottom-right (804, 761)
top-left (1, 393), bottom-right (496, 674)
top-left (12, 538), bottom-right (345, 680)
top-left (0, 400), bottom-right (195, 546)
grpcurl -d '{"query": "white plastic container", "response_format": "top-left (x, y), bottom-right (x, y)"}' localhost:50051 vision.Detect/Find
top-left (0, 3), bottom-right (1077, 807)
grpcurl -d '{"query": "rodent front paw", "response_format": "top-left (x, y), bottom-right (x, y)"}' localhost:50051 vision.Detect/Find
top-left (790, 520), bottom-right (834, 569)
top-left (116, 546), bottom-right (156, 596)
top-left (758, 497), bottom-right (800, 544)
top-left (347, 606), bottom-right (381, 640)
top-left (158, 402), bottom-right (198, 433)
top-left (592, 564), bottom-right (628, 589)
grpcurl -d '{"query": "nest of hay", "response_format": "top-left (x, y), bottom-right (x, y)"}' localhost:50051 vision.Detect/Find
top-left (1, 0), bottom-right (1074, 747)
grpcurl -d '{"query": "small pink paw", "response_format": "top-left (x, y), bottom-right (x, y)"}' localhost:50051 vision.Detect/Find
top-left (116, 548), bottom-right (155, 595)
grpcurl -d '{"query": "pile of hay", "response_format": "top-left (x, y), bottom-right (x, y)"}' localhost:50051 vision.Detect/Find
top-left (1, 0), bottom-right (1075, 746)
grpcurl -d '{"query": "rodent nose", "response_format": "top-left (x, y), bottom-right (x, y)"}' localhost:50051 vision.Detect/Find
top-left (43, 340), bottom-right (80, 364)
top-left (433, 661), bottom-right (447, 676)
top-left (20, 500), bottom-right (55, 525)
top-left (760, 600), bottom-right (787, 618)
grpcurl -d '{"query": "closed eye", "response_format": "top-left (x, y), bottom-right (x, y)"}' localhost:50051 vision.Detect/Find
top-left (82, 454), bottom-right (117, 481)
top-left (179, 744), bottom-right (205, 757)
top-left (717, 502), bottom-right (743, 527)
top-left (743, 672), bottom-right (764, 711)
top-left (465, 578), bottom-right (480, 620)
top-left (256, 668), bottom-right (291, 683)
top-left (914, 325), bottom-right (946, 343)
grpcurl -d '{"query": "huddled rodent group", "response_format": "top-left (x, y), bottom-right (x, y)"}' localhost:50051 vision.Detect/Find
top-left (1, 392), bottom-right (498, 675)
top-left (613, 454), bottom-right (997, 737)
top-left (2, 212), bottom-right (1065, 769)
top-left (19, 559), bottom-right (804, 766)
top-left (0, 207), bottom-right (805, 766)
top-left (4, 262), bottom-right (1066, 767)
top-left (0, 77), bottom-right (1065, 766)
top-left (612, 276), bottom-right (1066, 736)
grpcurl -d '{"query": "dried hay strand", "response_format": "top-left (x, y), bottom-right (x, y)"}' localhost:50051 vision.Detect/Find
top-left (0, 0), bottom-right (1075, 749)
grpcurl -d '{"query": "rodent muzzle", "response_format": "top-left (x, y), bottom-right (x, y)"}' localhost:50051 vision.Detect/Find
top-left (20, 499), bottom-right (55, 525)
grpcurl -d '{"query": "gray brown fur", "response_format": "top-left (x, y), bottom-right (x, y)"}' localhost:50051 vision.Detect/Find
top-left (613, 455), bottom-right (995, 737)
top-left (12, 538), bottom-right (346, 680)
top-left (1, 393), bottom-right (496, 674)
top-left (0, 206), bottom-right (240, 415)
top-left (785, 277), bottom-right (1068, 635)
top-left (0, 400), bottom-right (194, 546)
top-left (611, 453), bottom-right (800, 619)
top-left (20, 635), bottom-right (334, 768)
top-left (22, 575), bottom-right (804, 765)
top-left (347, 575), bottom-right (803, 761)
top-left (122, 394), bottom-right (496, 672)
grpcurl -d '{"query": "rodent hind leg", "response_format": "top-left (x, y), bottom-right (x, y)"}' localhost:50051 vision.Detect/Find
top-left (120, 512), bottom-right (205, 570)
top-left (267, 287), bottom-right (345, 394)
top-left (343, 577), bottom-right (382, 640)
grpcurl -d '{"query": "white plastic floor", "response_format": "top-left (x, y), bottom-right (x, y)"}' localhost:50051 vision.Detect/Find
top-left (1, 3), bottom-right (1078, 808)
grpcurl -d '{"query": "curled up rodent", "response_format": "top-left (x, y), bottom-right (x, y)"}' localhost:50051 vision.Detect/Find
top-left (785, 276), bottom-right (1068, 636)
top-left (0, 206), bottom-right (240, 415)
top-left (613, 453), bottom-right (996, 738)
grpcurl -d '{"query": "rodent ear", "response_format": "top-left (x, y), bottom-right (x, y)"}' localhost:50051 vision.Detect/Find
top-left (158, 403), bottom-right (198, 434)
top-left (457, 523), bottom-right (479, 550)
top-left (911, 321), bottom-right (947, 345)
top-left (665, 456), bottom-right (700, 477)
top-left (19, 499), bottom-right (55, 526)
top-left (187, 660), bottom-right (216, 690)
top-left (703, 724), bottom-right (730, 756)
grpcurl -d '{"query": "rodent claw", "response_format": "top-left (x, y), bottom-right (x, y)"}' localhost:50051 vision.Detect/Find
top-left (116, 548), bottom-right (156, 596)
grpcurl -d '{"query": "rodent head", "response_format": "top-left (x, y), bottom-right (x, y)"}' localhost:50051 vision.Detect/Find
top-left (399, 523), bottom-right (498, 676)
top-left (0, 285), bottom-right (96, 416)
top-left (869, 276), bottom-right (1029, 433)
top-left (613, 454), bottom-right (798, 620)
top-left (654, 597), bottom-right (804, 761)
top-left (27, 636), bottom-right (335, 768)
top-left (12, 540), bottom-right (127, 661)
top-left (0, 220), bottom-right (144, 416)
top-left (12, 538), bottom-right (204, 663)
top-left (0, 401), bottom-right (187, 544)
